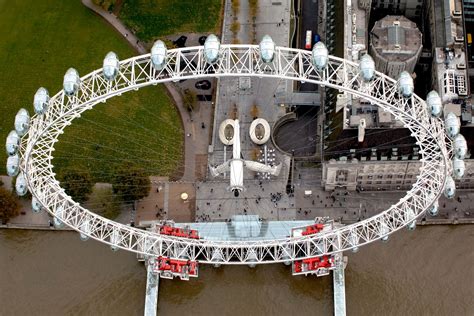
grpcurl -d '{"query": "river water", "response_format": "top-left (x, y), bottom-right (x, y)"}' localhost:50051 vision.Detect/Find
top-left (1, 225), bottom-right (473, 315)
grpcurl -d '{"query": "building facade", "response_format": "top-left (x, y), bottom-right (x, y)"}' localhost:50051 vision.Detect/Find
top-left (323, 159), bottom-right (474, 191)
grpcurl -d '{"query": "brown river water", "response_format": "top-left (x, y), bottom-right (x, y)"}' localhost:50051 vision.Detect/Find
top-left (1, 225), bottom-right (473, 316)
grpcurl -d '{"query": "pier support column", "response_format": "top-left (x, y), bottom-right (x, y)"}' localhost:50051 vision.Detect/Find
top-left (333, 253), bottom-right (347, 316)
top-left (144, 260), bottom-right (159, 316)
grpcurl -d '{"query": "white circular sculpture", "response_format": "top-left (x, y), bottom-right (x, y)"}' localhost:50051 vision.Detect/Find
top-left (10, 43), bottom-right (455, 265)
top-left (249, 118), bottom-right (271, 145)
top-left (218, 119), bottom-right (235, 145)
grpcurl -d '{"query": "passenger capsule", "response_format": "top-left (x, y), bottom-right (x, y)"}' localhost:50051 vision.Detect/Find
top-left (428, 200), bottom-right (439, 216)
top-left (406, 208), bottom-right (416, 231)
top-left (282, 246), bottom-right (292, 266)
top-left (444, 175), bottom-right (456, 199)
top-left (359, 54), bottom-right (375, 81)
top-left (6, 154), bottom-right (20, 176)
top-left (177, 245), bottom-right (189, 260)
top-left (33, 87), bottom-right (50, 115)
top-left (426, 90), bottom-right (442, 117)
top-left (453, 134), bottom-right (467, 160)
top-left (15, 172), bottom-right (28, 196)
top-left (379, 221), bottom-right (389, 242)
top-left (151, 40), bottom-right (167, 70)
top-left (247, 249), bottom-right (258, 268)
top-left (63, 68), bottom-right (80, 95)
top-left (103, 52), bottom-right (119, 80)
top-left (80, 219), bottom-right (90, 241)
top-left (32, 196), bottom-right (42, 213)
top-left (110, 230), bottom-right (120, 251)
top-left (53, 205), bottom-right (64, 228)
top-left (350, 230), bottom-right (360, 253)
top-left (259, 35), bottom-right (276, 63)
top-left (14, 108), bottom-right (30, 136)
top-left (445, 112), bottom-right (460, 138)
top-left (311, 42), bottom-right (329, 71)
top-left (203, 34), bottom-right (220, 64)
top-left (398, 71), bottom-right (414, 98)
top-left (452, 157), bottom-right (465, 179)
top-left (211, 248), bottom-right (224, 268)
top-left (6, 130), bottom-right (20, 156)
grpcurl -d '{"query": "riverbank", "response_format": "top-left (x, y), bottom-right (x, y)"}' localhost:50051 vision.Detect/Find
top-left (2, 213), bottom-right (473, 232)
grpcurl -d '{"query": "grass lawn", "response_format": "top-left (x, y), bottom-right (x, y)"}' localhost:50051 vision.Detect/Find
top-left (0, 0), bottom-right (183, 182)
top-left (119, 0), bottom-right (223, 42)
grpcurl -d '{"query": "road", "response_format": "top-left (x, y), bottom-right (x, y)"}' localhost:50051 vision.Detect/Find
top-left (298, 0), bottom-right (319, 92)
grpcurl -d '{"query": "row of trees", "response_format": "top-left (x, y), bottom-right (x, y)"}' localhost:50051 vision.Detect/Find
top-left (58, 162), bottom-right (150, 204)
top-left (0, 177), bottom-right (20, 224)
top-left (93, 0), bottom-right (117, 11)
top-left (0, 163), bottom-right (150, 223)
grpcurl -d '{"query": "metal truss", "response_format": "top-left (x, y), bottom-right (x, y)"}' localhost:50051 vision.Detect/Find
top-left (18, 45), bottom-right (452, 265)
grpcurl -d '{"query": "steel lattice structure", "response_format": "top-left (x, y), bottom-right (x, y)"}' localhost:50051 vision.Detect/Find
top-left (17, 45), bottom-right (452, 264)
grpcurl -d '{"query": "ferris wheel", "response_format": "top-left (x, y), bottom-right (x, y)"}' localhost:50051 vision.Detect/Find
top-left (5, 34), bottom-right (466, 268)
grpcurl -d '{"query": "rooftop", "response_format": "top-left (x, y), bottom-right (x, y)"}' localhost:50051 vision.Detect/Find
top-left (370, 15), bottom-right (422, 62)
top-left (176, 218), bottom-right (315, 241)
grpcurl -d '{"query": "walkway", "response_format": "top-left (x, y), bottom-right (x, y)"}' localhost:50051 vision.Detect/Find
top-left (82, 0), bottom-right (196, 181)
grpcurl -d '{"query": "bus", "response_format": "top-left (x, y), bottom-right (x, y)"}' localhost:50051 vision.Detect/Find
top-left (305, 30), bottom-right (312, 49)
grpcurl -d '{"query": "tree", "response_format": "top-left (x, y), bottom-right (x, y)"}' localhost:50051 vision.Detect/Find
top-left (183, 89), bottom-right (197, 112)
top-left (93, 0), bottom-right (116, 11)
top-left (87, 187), bottom-right (121, 220)
top-left (57, 167), bottom-right (94, 203)
top-left (0, 187), bottom-right (20, 224)
top-left (112, 163), bottom-right (150, 203)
